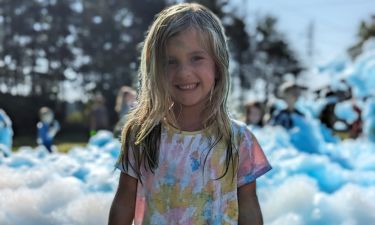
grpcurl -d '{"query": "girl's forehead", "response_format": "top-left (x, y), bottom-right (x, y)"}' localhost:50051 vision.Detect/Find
top-left (167, 28), bottom-right (198, 43)
top-left (166, 27), bottom-right (211, 53)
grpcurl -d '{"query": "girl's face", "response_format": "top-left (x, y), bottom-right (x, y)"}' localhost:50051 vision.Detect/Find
top-left (166, 28), bottom-right (216, 115)
top-left (41, 113), bottom-right (53, 123)
top-left (284, 90), bottom-right (299, 109)
top-left (247, 106), bottom-right (262, 125)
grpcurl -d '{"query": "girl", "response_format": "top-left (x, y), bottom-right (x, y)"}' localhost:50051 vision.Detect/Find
top-left (109, 3), bottom-right (271, 225)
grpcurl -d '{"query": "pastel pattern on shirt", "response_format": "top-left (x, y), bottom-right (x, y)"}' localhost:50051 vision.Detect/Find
top-left (116, 119), bottom-right (272, 225)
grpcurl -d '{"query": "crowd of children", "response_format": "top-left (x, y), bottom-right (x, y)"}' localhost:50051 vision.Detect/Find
top-left (0, 79), bottom-right (369, 155)
top-left (244, 80), bottom-right (365, 140)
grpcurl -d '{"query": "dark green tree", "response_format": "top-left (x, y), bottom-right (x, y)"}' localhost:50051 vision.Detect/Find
top-left (348, 15), bottom-right (375, 59)
top-left (0, 0), bottom-right (77, 99)
top-left (252, 15), bottom-right (302, 94)
top-left (0, 0), bottom-right (167, 102)
top-left (76, 0), bottom-right (166, 97)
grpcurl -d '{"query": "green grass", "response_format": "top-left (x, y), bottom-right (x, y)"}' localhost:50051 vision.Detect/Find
top-left (12, 133), bottom-right (89, 153)
top-left (54, 142), bottom-right (87, 153)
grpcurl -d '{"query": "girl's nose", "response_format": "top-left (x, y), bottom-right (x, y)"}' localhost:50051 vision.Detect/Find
top-left (177, 63), bottom-right (192, 77)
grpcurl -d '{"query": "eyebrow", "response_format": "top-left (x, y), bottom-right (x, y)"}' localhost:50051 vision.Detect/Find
top-left (166, 50), bottom-right (208, 58)
top-left (189, 50), bottom-right (206, 55)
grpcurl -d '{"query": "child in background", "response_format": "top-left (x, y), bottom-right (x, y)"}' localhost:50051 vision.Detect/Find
top-left (269, 81), bottom-right (306, 129)
top-left (244, 101), bottom-right (265, 127)
top-left (113, 86), bottom-right (137, 137)
top-left (37, 107), bottom-right (60, 153)
top-left (109, 3), bottom-right (271, 225)
top-left (89, 94), bottom-right (109, 136)
top-left (0, 109), bottom-right (13, 157)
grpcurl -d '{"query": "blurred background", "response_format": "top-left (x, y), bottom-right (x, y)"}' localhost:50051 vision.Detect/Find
top-left (1, 0), bottom-right (375, 225)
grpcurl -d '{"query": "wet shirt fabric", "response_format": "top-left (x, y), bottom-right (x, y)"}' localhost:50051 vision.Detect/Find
top-left (116, 119), bottom-right (272, 225)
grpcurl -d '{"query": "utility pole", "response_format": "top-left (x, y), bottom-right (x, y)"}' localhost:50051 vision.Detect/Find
top-left (307, 20), bottom-right (315, 66)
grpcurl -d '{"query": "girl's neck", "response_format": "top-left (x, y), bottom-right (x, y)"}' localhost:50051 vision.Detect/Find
top-left (177, 117), bottom-right (203, 132)
top-left (172, 106), bottom-right (205, 132)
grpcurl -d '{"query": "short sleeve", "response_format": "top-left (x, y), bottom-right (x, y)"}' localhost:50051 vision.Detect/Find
top-left (115, 146), bottom-right (138, 179)
top-left (237, 127), bottom-right (272, 187)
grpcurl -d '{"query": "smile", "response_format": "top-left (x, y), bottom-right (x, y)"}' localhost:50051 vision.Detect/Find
top-left (176, 83), bottom-right (199, 90)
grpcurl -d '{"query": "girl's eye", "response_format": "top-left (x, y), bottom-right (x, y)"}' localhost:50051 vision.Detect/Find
top-left (192, 56), bottom-right (204, 61)
top-left (167, 59), bottom-right (177, 65)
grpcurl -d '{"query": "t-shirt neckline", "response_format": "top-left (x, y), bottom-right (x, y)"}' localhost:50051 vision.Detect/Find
top-left (162, 120), bottom-right (213, 136)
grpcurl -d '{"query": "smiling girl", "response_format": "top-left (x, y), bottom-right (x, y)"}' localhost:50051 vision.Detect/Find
top-left (109, 3), bottom-right (272, 225)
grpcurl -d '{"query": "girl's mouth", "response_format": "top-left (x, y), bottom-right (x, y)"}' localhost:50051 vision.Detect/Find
top-left (176, 83), bottom-right (199, 90)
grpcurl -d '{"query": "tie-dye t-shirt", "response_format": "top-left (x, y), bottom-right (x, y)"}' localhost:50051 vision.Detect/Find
top-left (117, 119), bottom-right (272, 225)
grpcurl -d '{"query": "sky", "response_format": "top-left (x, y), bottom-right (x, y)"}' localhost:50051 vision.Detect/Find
top-left (230, 0), bottom-right (375, 66)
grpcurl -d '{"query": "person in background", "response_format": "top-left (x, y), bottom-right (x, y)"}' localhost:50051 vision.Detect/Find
top-left (319, 90), bottom-right (339, 131)
top-left (109, 3), bottom-right (272, 225)
top-left (269, 81), bottom-right (306, 129)
top-left (244, 100), bottom-right (265, 127)
top-left (344, 83), bottom-right (362, 139)
top-left (348, 101), bottom-right (363, 139)
top-left (318, 87), bottom-right (356, 139)
top-left (113, 86), bottom-right (137, 137)
top-left (0, 108), bottom-right (13, 157)
top-left (89, 94), bottom-right (109, 136)
top-left (37, 107), bottom-right (60, 153)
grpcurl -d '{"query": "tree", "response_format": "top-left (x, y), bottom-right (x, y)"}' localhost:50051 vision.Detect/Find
top-left (74, 0), bottom-right (166, 125)
top-left (0, 0), bottom-right (167, 102)
top-left (76, 0), bottom-right (166, 95)
top-left (0, 0), bottom-right (77, 99)
top-left (348, 15), bottom-right (375, 59)
top-left (251, 15), bottom-right (302, 95)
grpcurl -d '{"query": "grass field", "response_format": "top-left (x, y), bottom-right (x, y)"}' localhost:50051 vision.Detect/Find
top-left (12, 133), bottom-right (89, 153)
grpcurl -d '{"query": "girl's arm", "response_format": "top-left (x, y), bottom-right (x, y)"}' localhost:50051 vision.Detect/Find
top-left (108, 172), bottom-right (137, 225)
top-left (238, 181), bottom-right (263, 225)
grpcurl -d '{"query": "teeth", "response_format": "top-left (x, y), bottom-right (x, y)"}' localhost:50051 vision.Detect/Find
top-left (178, 83), bottom-right (197, 90)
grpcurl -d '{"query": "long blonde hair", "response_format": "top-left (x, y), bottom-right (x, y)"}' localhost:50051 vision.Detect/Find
top-left (119, 3), bottom-right (236, 182)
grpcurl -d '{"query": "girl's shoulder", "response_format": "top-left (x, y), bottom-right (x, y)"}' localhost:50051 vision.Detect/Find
top-left (229, 118), bottom-right (251, 135)
top-left (229, 118), bottom-right (255, 146)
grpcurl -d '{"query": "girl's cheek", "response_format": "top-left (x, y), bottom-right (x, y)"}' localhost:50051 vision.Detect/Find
top-left (166, 66), bottom-right (177, 75)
